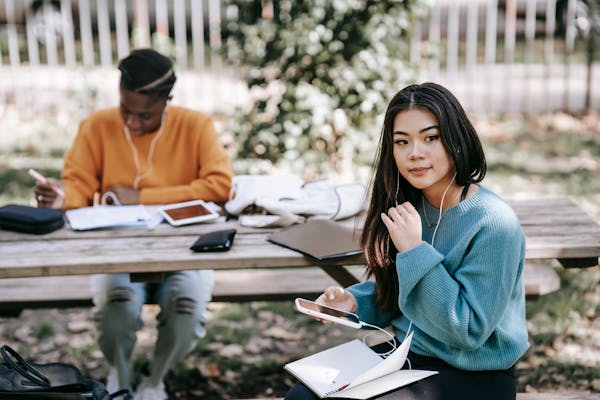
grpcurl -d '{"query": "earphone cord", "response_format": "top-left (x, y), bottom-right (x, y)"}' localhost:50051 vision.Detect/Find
top-left (123, 106), bottom-right (168, 190)
top-left (431, 172), bottom-right (456, 247)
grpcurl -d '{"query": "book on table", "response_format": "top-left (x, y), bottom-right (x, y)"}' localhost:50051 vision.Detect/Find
top-left (284, 332), bottom-right (437, 399)
top-left (267, 218), bottom-right (363, 260)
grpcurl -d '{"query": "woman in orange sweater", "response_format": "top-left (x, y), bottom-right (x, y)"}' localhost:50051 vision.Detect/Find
top-left (34, 49), bottom-right (233, 400)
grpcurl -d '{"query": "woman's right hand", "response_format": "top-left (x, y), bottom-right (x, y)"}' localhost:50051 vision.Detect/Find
top-left (315, 286), bottom-right (358, 313)
top-left (34, 178), bottom-right (64, 209)
top-left (381, 201), bottom-right (422, 253)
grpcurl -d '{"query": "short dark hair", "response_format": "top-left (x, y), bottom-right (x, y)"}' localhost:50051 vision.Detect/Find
top-left (118, 49), bottom-right (177, 99)
top-left (362, 82), bottom-right (487, 312)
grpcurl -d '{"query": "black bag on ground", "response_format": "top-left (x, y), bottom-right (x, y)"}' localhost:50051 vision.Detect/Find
top-left (0, 345), bottom-right (130, 399)
top-left (0, 204), bottom-right (64, 234)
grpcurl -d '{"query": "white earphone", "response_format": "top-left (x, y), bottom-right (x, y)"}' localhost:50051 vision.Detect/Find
top-left (123, 99), bottom-right (170, 189)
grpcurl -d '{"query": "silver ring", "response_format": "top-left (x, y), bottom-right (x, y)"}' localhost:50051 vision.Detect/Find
top-left (37, 195), bottom-right (43, 201)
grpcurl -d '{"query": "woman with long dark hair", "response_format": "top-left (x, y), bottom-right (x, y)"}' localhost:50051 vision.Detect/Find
top-left (286, 82), bottom-right (528, 400)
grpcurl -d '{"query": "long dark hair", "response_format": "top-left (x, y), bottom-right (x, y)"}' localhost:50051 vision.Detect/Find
top-left (361, 82), bottom-right (487, 312)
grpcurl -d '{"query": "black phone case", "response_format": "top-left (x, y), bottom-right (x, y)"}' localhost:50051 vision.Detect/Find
top-left (190, 228), bottom-right (236, 252)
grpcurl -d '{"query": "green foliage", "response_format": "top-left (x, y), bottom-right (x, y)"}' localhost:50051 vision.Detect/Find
top-left (222, 0), bottom-right (428, 177)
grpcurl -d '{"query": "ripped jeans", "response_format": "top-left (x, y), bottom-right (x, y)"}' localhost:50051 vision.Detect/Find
top-left (90, 270), bottom-right (214, 391)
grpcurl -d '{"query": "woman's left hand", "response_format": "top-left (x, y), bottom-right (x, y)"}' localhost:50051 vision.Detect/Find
top-left (381, 201), bottom-right (422, 253)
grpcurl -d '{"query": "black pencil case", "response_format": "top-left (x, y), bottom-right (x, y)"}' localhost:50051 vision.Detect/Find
top-left (0, 204), bottom-right (64, 234)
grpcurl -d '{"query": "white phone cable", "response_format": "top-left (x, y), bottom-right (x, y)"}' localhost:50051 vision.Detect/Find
top-left (123, 104), bottom-right (169, 190)
top-left (359, 320), bottom-right (413, 364)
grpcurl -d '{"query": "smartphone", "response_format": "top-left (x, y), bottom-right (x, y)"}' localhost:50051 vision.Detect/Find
top-left (160, 200), bottom-right (219, 226)
top-left (190, 228), bottom-right (236, 252)
top-left (294, 298), bottom-right (363, 329)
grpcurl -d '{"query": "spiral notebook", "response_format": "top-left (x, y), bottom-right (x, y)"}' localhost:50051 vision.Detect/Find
top-left (65, 205), bottom-right (163, 230)
top-left (284, 332), bottom-right (437, 399)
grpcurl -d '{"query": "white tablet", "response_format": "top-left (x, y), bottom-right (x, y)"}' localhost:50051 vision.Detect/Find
top-left (295, 298), bottom-right (363, 329)
top-left (160, 200), bottom-right (220, 226)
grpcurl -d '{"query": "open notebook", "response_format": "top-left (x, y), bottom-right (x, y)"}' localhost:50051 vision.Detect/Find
top-left (65, 202), bottom-right (223, 231)
top-left (284, 332), bottom-right (437, 399)
top-left (267, 219), bottom-right (363, 260)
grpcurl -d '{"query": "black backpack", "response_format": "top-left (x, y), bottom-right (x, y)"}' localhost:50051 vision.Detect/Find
top-left (0, 345), bottom-right (130, 399)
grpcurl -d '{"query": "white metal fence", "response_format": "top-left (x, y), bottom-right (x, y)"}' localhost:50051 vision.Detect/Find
top-left (0, 0), bottom-right (224, 68)
top-left (0, 0), bottom-right (597, 114)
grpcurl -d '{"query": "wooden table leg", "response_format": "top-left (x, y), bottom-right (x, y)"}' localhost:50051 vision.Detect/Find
top-left (319, 265), bottom-right (361, 287)
top-left (557, 257), bottom-right (599, 268)
top-left (130, 272), bottom-right (165, 283)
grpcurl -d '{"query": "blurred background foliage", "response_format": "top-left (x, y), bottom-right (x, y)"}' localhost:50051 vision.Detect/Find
top-left (221, 0), bottom-right (430, 179)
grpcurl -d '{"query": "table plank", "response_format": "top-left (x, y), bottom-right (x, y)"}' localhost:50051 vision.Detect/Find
top-left (0, 232), bottom-right (365, 278)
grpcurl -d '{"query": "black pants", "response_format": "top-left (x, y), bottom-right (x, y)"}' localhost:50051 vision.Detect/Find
top-left (284, 340), bottom-right (516, 400)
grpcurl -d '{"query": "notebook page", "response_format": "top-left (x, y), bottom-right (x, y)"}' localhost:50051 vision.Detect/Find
top-left (329, 369), bottom-right (438, 399)
top-left (66, 205), bottom-right (158, 230)
top-left (346, 332), bottom-right (414, 389)
top-left (284, 340), bottom-right (382, 397)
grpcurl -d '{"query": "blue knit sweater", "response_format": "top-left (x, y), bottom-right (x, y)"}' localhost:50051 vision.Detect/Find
top-left (348, 186), bottom-right (529, 370)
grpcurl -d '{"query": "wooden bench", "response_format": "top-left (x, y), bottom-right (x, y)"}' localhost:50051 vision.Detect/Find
top-left (0, 267), bottom-right (364, 317)
top-left (0, 263), bottom-right (559, 317)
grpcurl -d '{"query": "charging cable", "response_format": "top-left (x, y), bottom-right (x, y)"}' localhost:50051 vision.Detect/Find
top-left (359, 320), bottom-right (413, 365)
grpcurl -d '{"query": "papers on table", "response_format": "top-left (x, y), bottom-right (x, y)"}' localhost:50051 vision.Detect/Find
top-left (65, 205), bottom-right (164, 231)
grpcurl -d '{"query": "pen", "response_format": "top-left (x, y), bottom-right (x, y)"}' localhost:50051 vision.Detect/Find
top-left (28, 168), bottom-right (65, 197)
top-left (336, 384), bottom-right (349, 392)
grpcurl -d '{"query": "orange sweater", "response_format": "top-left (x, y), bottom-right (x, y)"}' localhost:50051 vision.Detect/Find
top-left (61, 106), bottom-right (233, 209)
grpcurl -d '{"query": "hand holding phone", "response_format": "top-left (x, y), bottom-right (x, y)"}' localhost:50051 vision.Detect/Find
top-left (295, 298), bottom-right (363, 329)
top-left (29, 169), bottom-right (65, 197)
top-left (30, 169), bottom-right (65, 209)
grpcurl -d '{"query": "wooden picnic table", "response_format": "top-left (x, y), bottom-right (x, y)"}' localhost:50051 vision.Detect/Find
top-left (0, 197), bottom-right (598, 315)
top-left (0, 197), bottom-right (598, 281)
